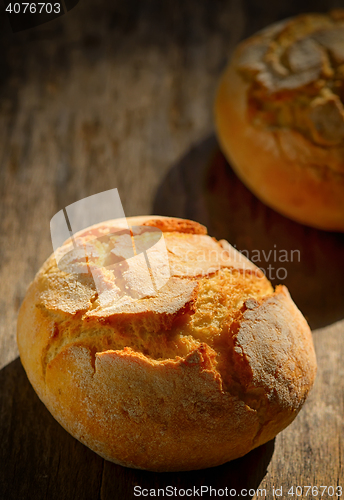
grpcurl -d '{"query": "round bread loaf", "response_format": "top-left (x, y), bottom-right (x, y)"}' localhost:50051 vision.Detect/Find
top-left (215, 10), bottom-right (344, 231)
top-left (17, 216), bottom-right (316, 471)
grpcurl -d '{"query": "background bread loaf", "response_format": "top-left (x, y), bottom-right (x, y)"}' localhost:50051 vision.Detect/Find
top-left (215, 10), bottom-right (344, 231)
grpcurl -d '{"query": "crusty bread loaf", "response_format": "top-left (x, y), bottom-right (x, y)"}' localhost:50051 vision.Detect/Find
top-left (215, 10), bottom-right (344, 231)
top-left (17, 216), bottom-right (316, 471)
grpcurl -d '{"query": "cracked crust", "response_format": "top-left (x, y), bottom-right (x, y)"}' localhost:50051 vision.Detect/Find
top-left (215, 10), bottom-right (344, 231)
top-left (17, 216), bottom-right (316, 471)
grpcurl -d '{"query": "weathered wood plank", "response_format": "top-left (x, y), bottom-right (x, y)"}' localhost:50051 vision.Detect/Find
top-left (258, 321), bottom-right (344, 499)
top-left (0, 0), bottom-right (343, 498)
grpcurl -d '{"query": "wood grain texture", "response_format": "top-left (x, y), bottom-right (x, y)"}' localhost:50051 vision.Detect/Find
top-left (260, 321), bottom-right (344, 498)
top-left (0, 0), bottom-right (343, 498)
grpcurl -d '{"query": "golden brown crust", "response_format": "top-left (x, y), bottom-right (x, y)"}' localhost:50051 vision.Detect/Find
top-left (141, 217), bottom-right (207, 235)
top-left (215, 11), bottom-right (344, 231)
top-left (69, 215), bottom-right (206, 238)
top-left (17, 216), bottom-right (317, 471)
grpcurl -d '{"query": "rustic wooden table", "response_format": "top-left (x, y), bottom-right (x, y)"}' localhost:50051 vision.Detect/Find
top-left (0, 1), bottom-right (343, 499)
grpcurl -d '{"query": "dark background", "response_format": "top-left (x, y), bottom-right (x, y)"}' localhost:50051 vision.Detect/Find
top-left (0, 1), bottom-right (343, 498)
